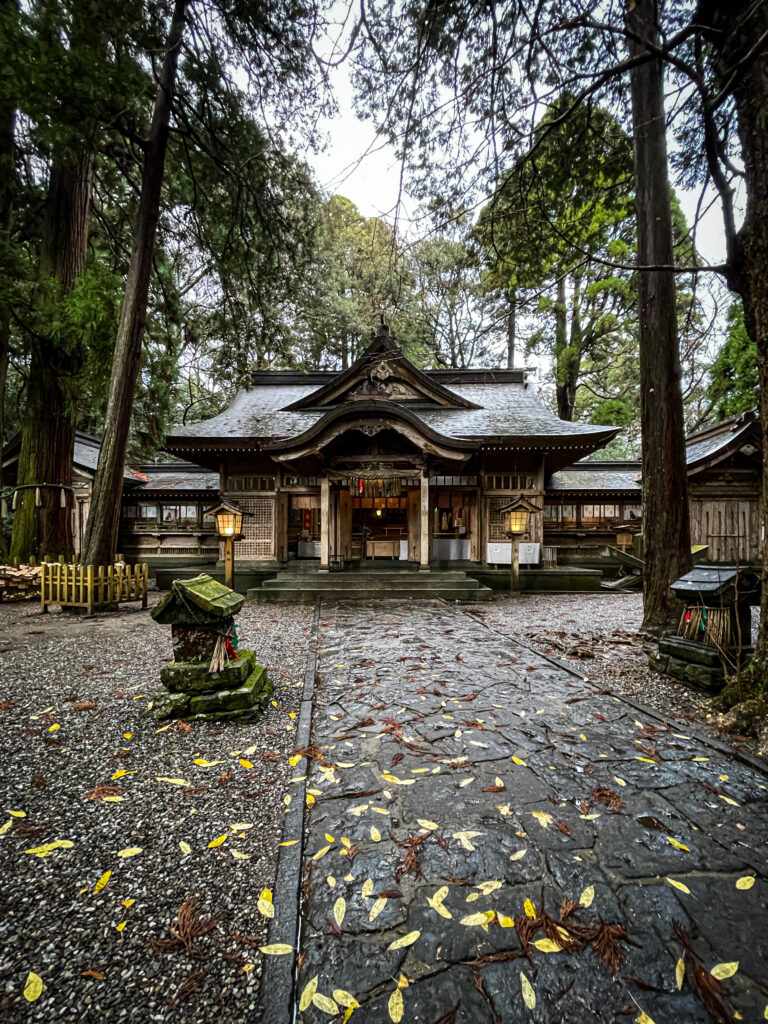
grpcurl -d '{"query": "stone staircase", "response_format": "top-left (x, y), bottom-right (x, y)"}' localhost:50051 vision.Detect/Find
top-left (247, 567), bottom-right (495, 603)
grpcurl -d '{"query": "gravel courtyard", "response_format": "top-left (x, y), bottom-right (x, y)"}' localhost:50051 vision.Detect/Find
top-left (0, 598), bottom-right (312, 1022)
top-left (1, 592), bottom-right (765, 1022)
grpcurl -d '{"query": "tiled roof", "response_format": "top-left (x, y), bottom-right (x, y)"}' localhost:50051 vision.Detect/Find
top-left (547, 463), bottom-right (641, 492)
top-left (685, 417), bottom-right (757, 466)
top-left (168, 381), bottom-right (615, 446)
top-left (134, 466), bottom-right (220, 493)
top-left (73, 437), bottom-right (136, 481)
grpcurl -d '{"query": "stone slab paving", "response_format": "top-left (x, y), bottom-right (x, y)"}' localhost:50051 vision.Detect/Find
top-left (289, 601), bottom-right (768, 1024)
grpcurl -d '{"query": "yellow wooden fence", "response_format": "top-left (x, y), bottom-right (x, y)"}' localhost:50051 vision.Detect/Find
top-left (40, 561), bottom-right (148, 614)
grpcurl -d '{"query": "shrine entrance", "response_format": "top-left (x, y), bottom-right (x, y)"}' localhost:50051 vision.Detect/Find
top-left (331, 470), bottom-right (424, 565)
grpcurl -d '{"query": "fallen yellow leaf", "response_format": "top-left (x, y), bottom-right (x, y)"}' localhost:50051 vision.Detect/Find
top-left (94, 870), bottom-right (111, 894)
top-left (313, 992), bottom-right (339, 1015)
top-left (676, 957), bottom-right (685, 989)
top-left (511, 756), bottom-right (527, 766)
top-left (23, 972), bottom-right (43, 1002)
top-left (509, 849), bottom-right (527, 861)
top-left (239, 759), bottom-right (253, 770)
top-left (156, 777), bottom-right (191, 787)
top-left (524, 898), bottom-right (536, 919)
top-left (579, 885), bottom-right (594, 908)
top-left (208, 834), bottom-right (227, 848)
top-left (369, 897), bottom-right (387, 921)
top-left (531, 811), bottom-right (553, 828)
top-left (299, 975), bottom-right (318, 1012)
top-left (194, 759), bottom-right (225, 767)
top-left (231, 851), bottom-right (250, 860)
top-left (25, 839), bottom-right (73, 857)
top-left (520, 970), bottom-right (535, 1009)
top-left (117, 847), bottom-right (142, 858)
top-left (370, 826), bottom-right (381, 842)
top-left (453, 830), bottom-right (483, 851)
top-left (259, 943), bottom-right (293, 955)
top-left (116, 921), bottom-right (126, 932)
top-left (417, 819), bottom-right (438, 831)
top-left (333, 989), bottom-right (359, 1010)
top-left (388, 987), bottom-right (403, 1023)
top-left (710, 961), bottom-right (738, 980)
top-left (666, 877), bottom-right (691, 895)
top-left (735, 876), bottom-right (755, 890)
top-left (533, 938), bottom-right (562, 953)
top-left (460, 911), bottom-right (495, 930)
top-left (387, 930), bottom-right (420, 950)
top-left (333, 897), bottom-right (346, 927)
top-left (665, 836), bottom-right (690, 852)
top-left (179, 841), bottom-right (192, 855)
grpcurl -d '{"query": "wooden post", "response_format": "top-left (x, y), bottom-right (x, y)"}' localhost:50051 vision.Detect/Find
top-left (319, 476), bottom-right (330, 571)
top-left (141, 563), bottom-right (148, 608)
top-left (40, 563), bottom-right (47, 613)
top-left (420, 472), bottom-right (430, 571)
top-left (510, 535), bottom-right (521, 594)
top-left (224, 537), bottom-right (234, 589)
top-left (86, 564), bottom-right (94, 615)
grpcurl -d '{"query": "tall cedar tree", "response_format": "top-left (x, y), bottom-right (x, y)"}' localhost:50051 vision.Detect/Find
top-left (10, 2), bottom-right (99, 561)
top-left (626, 0), bottom-right (692, 632)
top-left (0, 0), bottom-right (15, 556)
top-left (81, 0), bottom-right (187, 566)
top-left (697, 0), bottom-right (768, 681)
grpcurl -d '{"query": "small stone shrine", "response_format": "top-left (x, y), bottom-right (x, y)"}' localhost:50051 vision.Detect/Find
top-left (150, 574), bottom-right (272, 720)
top-left (649, 565), bottom-right (760, 691)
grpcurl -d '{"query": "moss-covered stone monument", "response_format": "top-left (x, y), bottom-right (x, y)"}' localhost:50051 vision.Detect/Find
top-left (150, 574), bottom-right (273, 721)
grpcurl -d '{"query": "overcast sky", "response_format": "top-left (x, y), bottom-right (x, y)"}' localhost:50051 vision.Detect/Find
top-left (305, 58), bottom-right (734, 271)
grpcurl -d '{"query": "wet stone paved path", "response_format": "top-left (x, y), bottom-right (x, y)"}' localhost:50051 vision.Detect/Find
top-left (291, 602), bottom-right (768, 1023)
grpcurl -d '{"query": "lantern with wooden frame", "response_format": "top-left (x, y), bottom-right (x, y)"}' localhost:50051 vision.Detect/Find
top-left (498, 496), bottom-right (541, 593)
top-left (205, 500), bottom-right (245, 590)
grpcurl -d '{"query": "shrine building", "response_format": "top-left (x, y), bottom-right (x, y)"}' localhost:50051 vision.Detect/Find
top-left (163, 323), bottom-right (620, 571)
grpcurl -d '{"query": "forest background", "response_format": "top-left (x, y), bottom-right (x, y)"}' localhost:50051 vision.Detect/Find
top-left (0, 0), bottom-right (757, 482)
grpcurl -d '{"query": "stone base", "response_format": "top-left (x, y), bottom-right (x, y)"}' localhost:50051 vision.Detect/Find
top-left (152, 650), bottom-right (273, 721)
top-left (650, 637), bottom-right (754, 694)
top-left (160, 656), bottom-right (252, 694)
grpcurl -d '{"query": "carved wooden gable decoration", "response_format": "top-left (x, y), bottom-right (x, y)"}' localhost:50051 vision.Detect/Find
top-left (285, 322), bottom-right (478, 412)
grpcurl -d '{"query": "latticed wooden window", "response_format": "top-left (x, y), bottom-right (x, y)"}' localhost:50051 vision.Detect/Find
top-left (233, 497), bottom-right (275, 559)
top-left (488, 496), bottom-right (513, 541)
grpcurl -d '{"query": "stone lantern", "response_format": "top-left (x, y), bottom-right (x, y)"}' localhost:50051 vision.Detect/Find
top-left (151, 574), bottom-right (272, 720)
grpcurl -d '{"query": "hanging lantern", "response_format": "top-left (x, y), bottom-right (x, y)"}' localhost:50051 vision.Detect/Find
top-left (498, 495), bottom-right (541, 537)
top-left (205, 499), bottom-right (245, 539)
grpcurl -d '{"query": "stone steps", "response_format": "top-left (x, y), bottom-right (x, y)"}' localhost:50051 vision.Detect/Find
top-left (247, 570), bottom-right (495, 603)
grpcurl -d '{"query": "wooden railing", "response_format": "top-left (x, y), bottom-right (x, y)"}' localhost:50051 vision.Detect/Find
top-left (40, 561), bottom-right (148, 614)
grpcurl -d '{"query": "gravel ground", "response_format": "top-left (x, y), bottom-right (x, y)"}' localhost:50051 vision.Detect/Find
top-left (471, 592), bottom-right (761, 731)
top-left (0, 597), bottom-right (312, 1022)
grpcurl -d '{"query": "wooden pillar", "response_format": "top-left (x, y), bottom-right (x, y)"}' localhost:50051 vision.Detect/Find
top-left (420, 472), bottom-right (430, 571)
top-left (320, 476), bottom-right (330, 571)
top-left (224, 537), bottom-right (234, 589)
top-left (509, 535), bottom-right (520, 593)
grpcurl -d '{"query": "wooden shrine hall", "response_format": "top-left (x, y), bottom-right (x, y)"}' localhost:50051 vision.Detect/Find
top-left (165, 323), bottom-right (619, 572)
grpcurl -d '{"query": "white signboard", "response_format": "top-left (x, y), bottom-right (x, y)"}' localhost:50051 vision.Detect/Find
top-left (486, 542), bottom-right (540, 565)
top-left (519, 542), bottom-right (541, 565)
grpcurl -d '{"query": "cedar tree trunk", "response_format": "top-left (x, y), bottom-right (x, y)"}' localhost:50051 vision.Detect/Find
top-left (626, 0), bottom-right (692, 633)
top-left (697, 0), bottom-right (768, 680)
top-left (10, 150), bottom-right (93, 562)
top-left (0, 0), bottom-right (14, 556)
top-left (554, 274), bottom-right (579, 420)
top-left (506, 286), bottom-right (516, 368)
top-left (81, 0), bottom-right (188, 566)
